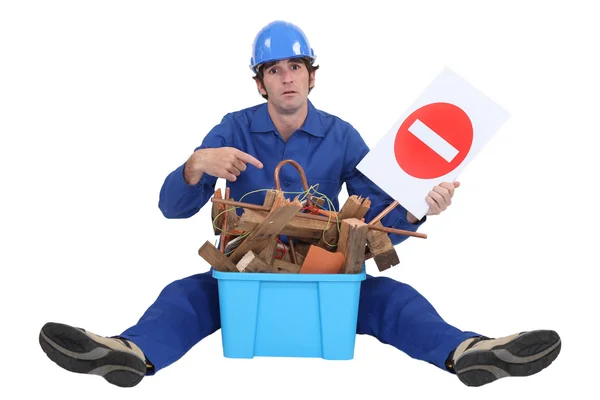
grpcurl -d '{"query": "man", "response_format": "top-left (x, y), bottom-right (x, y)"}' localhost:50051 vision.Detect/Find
top-left (39, 20), bottom-right (561, 388)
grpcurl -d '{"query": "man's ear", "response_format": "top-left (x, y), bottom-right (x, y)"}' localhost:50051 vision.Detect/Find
top-left (309, 71), bottom-right (316, 90)
top-left (255, 79), bottom-right (267, 96)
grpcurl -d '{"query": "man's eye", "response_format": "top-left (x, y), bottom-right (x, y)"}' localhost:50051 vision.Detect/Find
top-left (268, 68), bottom-right (278, 74)
top-left (292, 64), bottom-right (300, 70)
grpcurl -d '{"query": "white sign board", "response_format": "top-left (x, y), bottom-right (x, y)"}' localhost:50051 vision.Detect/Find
top-left (357, 67), bottom-right (511, 220)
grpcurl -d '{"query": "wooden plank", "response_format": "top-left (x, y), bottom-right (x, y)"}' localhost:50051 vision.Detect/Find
top-left (292, 240), bottom-right (313, 258)
top-left (273, 259), bottom-right (302, 273)
top-left (236, 251), bottom-right (279, 273)
top-left (355, 197), bottom-right (371, 220)
top-left (317, 195), bottom-right (364, 249)
top-left (366, 221), bottom-right (400, 271)
top-left (270, 190), bottom-right (285, 208)
top-left (228, 199), bottom-right (303, 264)
top-left (288, 237), bottom-right (298, 264)
top-left (294, 251), bottom-right (305, 266)
top-left (234, 208), bottom-right (328, 239)
top-left (198, 240), bottom-right (237, 272)
top-left (212, 197), bottom-right (428, 239)
top-left (263, 189), bottom-right (280, 208)
top-left (258, 238), bottom-right (279, 265)
top-left (242, 235), bottom-right (275, 258)
top-left (336, 218), bottom-right (369, 274)
top-left (225, 209), bottom-right (241, 233)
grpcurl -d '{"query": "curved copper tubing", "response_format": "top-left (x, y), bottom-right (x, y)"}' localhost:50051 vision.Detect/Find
top-left (273, 160), bottom-right (313, 264)
top-left (273, 159), bottom-right (313, 207)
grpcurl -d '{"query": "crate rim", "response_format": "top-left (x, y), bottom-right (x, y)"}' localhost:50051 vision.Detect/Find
top-left (212, 267), bottom-right (366, 282)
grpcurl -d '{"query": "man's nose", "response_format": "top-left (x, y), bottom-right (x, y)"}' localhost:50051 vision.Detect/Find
top-left (281, 69), bottom-right (294, 83)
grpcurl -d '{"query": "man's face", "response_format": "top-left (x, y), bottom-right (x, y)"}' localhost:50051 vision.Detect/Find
top-left (256, 59), bottom-right (315, 113)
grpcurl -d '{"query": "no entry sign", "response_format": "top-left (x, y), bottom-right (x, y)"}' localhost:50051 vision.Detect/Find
top-left (394, 102), bottom-right (473, 179)
top-left (357, 67), bottom-right (511, 220)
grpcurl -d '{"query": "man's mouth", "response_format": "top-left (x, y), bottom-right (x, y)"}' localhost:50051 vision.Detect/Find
top-left (283, 91), bottom-right (296, 95)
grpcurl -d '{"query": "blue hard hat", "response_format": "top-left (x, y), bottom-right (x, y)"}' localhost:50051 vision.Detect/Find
top-left (249, 20), bottom-right (316, 73)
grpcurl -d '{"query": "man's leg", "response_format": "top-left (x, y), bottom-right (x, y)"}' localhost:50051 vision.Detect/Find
top-left (357, 275), bottom-right (561, 386)
top-left (40, 270), bottom-right (220, 387)
top-left (118, 270), bottom-right (220, 373)
top-left (357, 274), bottom-right (480, 370)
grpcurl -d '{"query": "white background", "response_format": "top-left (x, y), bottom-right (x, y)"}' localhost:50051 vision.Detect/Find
top-left (1, 0), bottom-right (597, 399)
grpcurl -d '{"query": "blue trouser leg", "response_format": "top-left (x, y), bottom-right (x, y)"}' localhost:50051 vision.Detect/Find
top-left (357, 275), bottom-right (482, 371)
top-left (120, 271), bottom-right (481, 374)
top-left (119, 271), bottom-right (220, 374)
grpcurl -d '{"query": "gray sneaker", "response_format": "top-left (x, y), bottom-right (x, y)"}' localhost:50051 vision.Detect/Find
top-left (451, 330), bottom-right (561, 387)
top-left (39, 322), bottom-right (147, 387)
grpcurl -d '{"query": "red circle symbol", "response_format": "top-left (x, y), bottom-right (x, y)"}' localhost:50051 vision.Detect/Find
top-left (394, 102), bottom-right (473, 179)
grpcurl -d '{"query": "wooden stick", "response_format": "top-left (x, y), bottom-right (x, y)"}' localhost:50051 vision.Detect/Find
top-left (288, 237), bottom-right (297, 265)
top-left (273, 259), bottom-right (302, 273)
top-left (337, 218), bottom-right (369, 274)
top-left (236, 251), bottom-right (279, 273)
top-left (236, 208), bottom-right (328, 239)
top-left (219, 188), bottom-right (230, 253)
top-left (258, 238), bottom-right (278, 265)
top-left (228, 200), bottom-right (303, 264)
top-left (211, 197), bottom-right (427, 239)
top-left (198, 241), bottom-right (237, 272)
top-left (366, 221), bottom-right (400, 271)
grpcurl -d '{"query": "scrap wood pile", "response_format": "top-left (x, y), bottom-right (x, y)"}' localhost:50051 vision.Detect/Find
top-left (197, 160), bottom-right (427, 274)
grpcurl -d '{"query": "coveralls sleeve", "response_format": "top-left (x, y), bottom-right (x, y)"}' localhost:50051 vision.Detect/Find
top-left (341, 126), bottom-right (426, 246)
top-left (158, 114), bottom-right (235, 219)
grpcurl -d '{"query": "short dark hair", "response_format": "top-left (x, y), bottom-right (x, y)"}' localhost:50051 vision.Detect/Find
top-left (252, 57), bottom-right (319, 100)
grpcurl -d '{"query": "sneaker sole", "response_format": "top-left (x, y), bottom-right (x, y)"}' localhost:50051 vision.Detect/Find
top-left (39, 322), bottom-right (146, 388)
top-left (454, 329), bottom-right (561, 387)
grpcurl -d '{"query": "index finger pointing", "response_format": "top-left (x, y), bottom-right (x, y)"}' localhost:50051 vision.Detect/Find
top-left (235, 150), bottom-right (264, 169)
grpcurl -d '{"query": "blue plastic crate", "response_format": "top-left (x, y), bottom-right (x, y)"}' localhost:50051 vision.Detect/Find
top-left (212, 266), bottom-right (366, 360)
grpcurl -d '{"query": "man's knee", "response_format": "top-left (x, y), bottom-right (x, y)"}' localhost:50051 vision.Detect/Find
top-left (157, 271), bottom-right (217, 300)
top-left (362, 275), bottom-right (418, 297)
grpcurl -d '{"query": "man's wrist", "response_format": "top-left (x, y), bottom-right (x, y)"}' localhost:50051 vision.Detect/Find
top-left (183, 159), bottom-right (203, 185)
top-left (407, 211), bottom-right (419, 224)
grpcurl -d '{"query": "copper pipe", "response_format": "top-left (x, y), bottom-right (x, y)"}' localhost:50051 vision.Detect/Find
top-left (274, 159), bottom-right (313, 207)
top-left (212, 198), bottom-right (270, 212)
top-left (210, 197), bottom-right (427, 239)
top-left (369, 200), bottom-right (398, 226)
top-left (361, 222), bottom-right (427, 238)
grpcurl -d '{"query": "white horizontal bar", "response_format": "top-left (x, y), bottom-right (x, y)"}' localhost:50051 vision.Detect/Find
top-left (408, 119), bottom-right (459, 162)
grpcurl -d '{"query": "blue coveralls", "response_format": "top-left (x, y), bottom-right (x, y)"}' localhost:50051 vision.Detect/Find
top-left (120, 100), bottom-right (481, 374)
